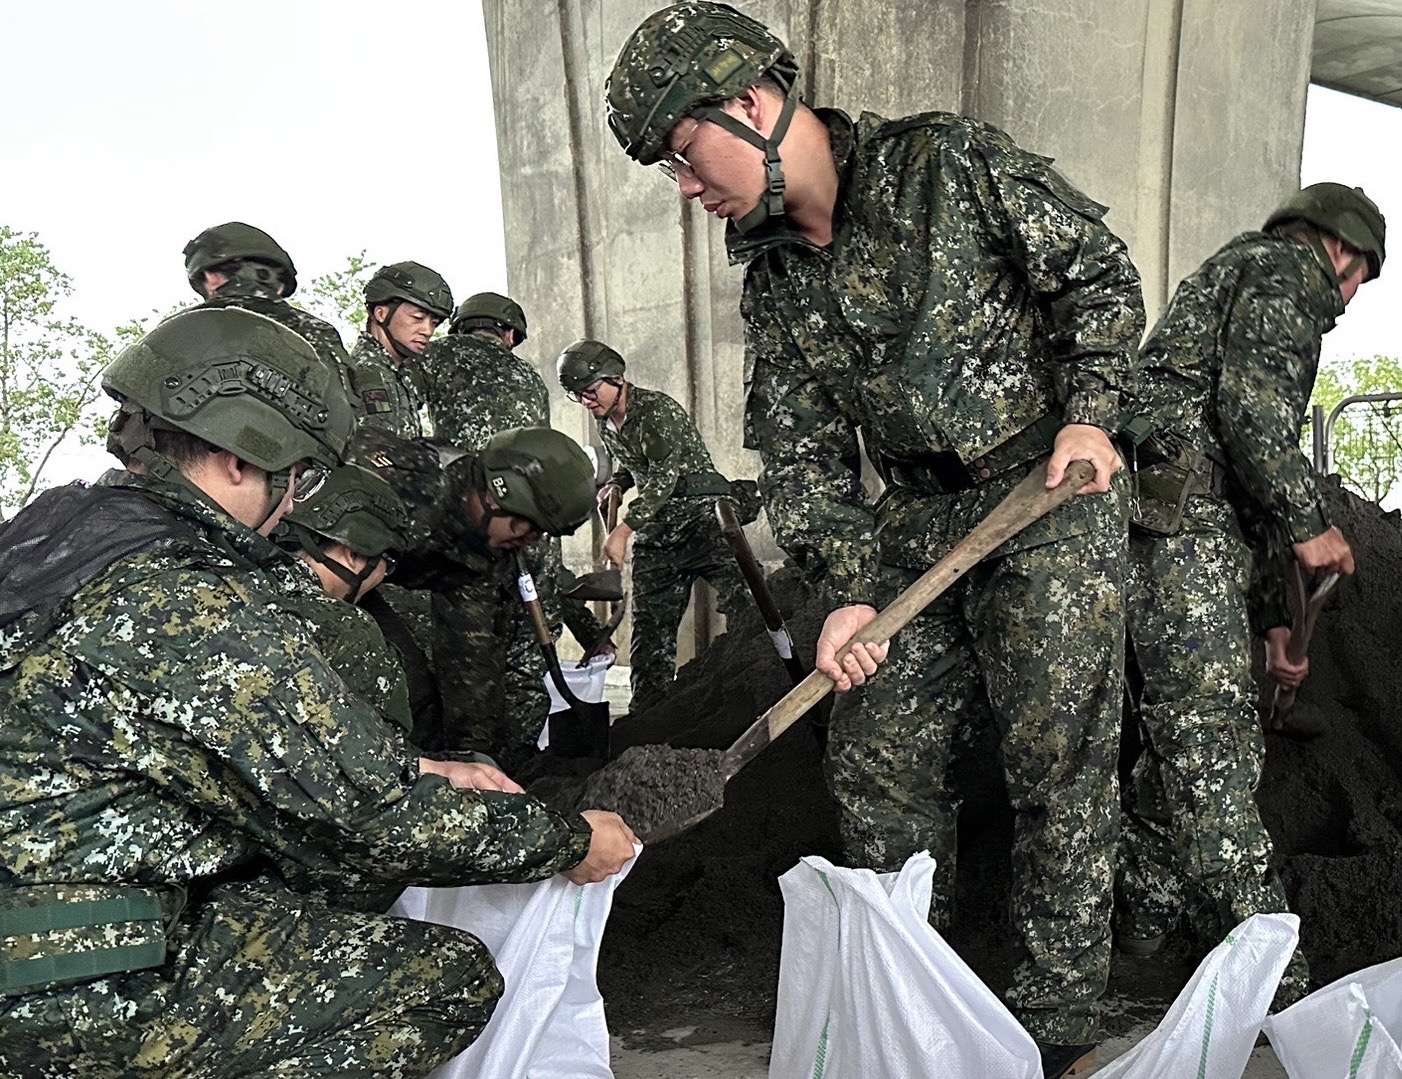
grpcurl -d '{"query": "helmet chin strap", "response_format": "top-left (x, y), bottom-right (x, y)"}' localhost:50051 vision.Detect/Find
top-left (372, 301), bottom-right (417, 361)
top-left (305, 540), bottom-right (381, 603)
top-left (693, 81), bottom-right (799, 235)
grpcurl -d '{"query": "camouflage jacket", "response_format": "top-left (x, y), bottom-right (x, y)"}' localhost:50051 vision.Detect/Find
top-left (598, 384), bottom-right (726, 532)
top-left (198, 266), bottom-right (350, 374)
top-left (346, 332), bottom-right (431, 439)
top-left (0, 474), bottom-right (589, 902)
top-left (424, 333), bottom-right (550, 452)
top-left (735, 109), bottom-right (1144, 605)
top-left (1135, 232), bottom-right (1341, 548)
top-left (273, 582), bottom-right (414, 734)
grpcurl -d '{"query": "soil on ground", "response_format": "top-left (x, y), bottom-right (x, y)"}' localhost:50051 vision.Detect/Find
top-left (551, 481), bottom-right (1402, 1036)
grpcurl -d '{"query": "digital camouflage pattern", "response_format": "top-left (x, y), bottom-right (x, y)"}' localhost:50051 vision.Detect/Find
top-left (345, 431), bottom-right (554, 765)
top-left (1132, 233), bottom-right (1341, 550)
top-left (346, 331), bottom-right (432, 438)
top-left (739, 109), bottom-right (1143, 606)
top-left (1113, 232), bottom-right (1343, 1001)
top-left (415, 337), bottom-right (602, 714)
top-left (197, 262), bottom-right (352, 377)
top-left (737, 108), bottom-right (1143, 1042)
top-left (430, 569), bottom-right (553, 771)
top-left (827, 479), bottom-right (1127, 1045)
top-left (597, 383), bottom-right (745, 710)
top-left (1118, 495), bottom-right (1309, 1001)
top-left (0, 473), bottom-right (590, 1075)
top-left (423, 333), bottom-right (550, 452)
top-left (598, 384), bottom-right (724, 532)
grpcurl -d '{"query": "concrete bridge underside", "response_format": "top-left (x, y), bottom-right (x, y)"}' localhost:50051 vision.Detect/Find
top-left (482, 0), bottom-right (1382, 661)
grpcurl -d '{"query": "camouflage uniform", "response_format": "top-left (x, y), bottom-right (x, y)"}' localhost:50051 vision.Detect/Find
top-left (346, 331), bottom-right (433, 439)
top-left (424, 333), bottom-right (603, 657)
top-left (0, 473), bottom-right (590, 1077)
top-left (597, 384), bottom-right (745, 713)
top-left (197, 263), bottom-right (350, 374)
top-left (349, 432), bottom-right (554, 769)
top-left (738, 110), bottom-right (1142, 1043)
top-left (424, 333), bottom-right (550, 449)
top-left (1119, 233), bottom-right (1342, 992)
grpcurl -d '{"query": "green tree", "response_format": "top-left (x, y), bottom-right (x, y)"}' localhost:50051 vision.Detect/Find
top-left (298, 251), bottom-right (377, 342)
top-left (1307, 353), bottom-right (1402, 504)
top-left (0, 228), bottom-right (116, 519)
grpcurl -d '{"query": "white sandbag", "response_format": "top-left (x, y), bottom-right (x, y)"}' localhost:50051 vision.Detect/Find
top-left (1264, 956), bottom-right (1402, 1079)
top-left (770, 852), bottom-right (1041, 1079)
top-left (390, 845), bottom-right (641, 1079)
top-left (1095, 912), bottom-right (1299, 1079)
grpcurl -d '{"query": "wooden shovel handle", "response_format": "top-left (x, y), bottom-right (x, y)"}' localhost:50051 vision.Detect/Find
top-left (720, 458), bottom-right (1097, 776)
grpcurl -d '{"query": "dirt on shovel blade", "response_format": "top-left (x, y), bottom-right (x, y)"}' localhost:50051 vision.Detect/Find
top-left (575, 745), bottom-right (728, 842)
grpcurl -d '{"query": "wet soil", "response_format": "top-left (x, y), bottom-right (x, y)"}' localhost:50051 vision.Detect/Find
top-left (575, 745), bottom-right (729, 842)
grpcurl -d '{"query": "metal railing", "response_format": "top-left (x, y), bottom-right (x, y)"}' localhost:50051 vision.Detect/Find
top-left (1311, 393), bottom-right (1402, 473)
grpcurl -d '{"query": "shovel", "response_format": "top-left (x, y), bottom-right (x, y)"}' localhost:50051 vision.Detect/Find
top-left (716, 497), bottom-right (808, 687)
top-left (516, 552), bottom-right (610, 760)
top-left (632, 457), bottom-right (1098, 843)
top-left (1265, 562), bottom-right (1339, 737)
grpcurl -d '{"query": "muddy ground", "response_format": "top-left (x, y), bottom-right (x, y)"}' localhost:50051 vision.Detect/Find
top-left (572, 480), bottom-right (1402, 1037)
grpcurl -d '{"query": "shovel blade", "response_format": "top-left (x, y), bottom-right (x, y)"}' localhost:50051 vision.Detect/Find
top-left (563, 568), bottom-right (624, 602)
top-left (546, 700), bottom-right (611, 760)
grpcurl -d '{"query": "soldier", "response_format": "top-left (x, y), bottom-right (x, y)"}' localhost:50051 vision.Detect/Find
top-left (353, 425), bottom-right (599, 769)
top-left (425, 291), bottom-right (547, 448)
top-left (557, 338), bottom-right (748, 713)
top-left (1116, 184), bottom-right (1382, 998)
top-left (183, 220), bottom-right (350, 370)
top-left (346, 261), bottom-right (455, 437)
top-left (424, 291), bottom-right (606, 659)
top-left (605, 5), bottom-right (1145, 1069)
top-left (0, 308), bottom-right (636, 1076)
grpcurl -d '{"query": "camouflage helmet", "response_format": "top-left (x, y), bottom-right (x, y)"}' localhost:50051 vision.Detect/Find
top-left (556, 339), bottom-right (626, 393)
top-left (103, 307), bottom-right (355, 471)
top-left (605, 2), bottom-right (799, 166)
top-left (450, 291), bottom-right (529, 340)
top-left (182, 221), bottom-right (298, 297)
top-left (364, 262), bottom-right (455, 320)
top-left (281, 463), bottom-right (408, 558)
top-left (480, 427), bottom-right (596, 535)
top-left (1264, 183), bottom-right (1386, 281)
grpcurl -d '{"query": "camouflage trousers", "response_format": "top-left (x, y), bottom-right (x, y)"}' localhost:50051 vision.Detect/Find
top-left (827, 507), bottom-right (1125, 1045)
top-left (0, 878), bottom-right (500, 1078)
top-left (628, 503), bottom-right (746, 714)
top-left (431, 574), bottom-right (549, 771)
top-left (1120, 495), bottom-right (1306, 996)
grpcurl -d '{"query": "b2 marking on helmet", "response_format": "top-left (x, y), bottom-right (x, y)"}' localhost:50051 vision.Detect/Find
top-left (492, 476), bottom-right (509, 499)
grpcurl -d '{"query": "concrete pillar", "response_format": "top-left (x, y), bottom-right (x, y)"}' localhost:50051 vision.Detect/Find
top-left (484, 0), bottom-right (1316, 663)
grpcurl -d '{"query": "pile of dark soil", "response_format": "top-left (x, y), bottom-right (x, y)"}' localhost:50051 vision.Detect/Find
top-left (1258, 479), bottom-right (1402, 984)
top-left (589, 482), bottom-right (1402, 1032)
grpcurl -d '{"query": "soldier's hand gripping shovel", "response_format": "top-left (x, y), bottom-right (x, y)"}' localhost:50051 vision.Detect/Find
top-left (587, 458), bottom-right (1097, 844)
top-left (716, 498), bottom-right (808, 687)
top-left (1265, 562), bottom-right (1339, 738)
top-left (516, 553), bottom-right (610, 761)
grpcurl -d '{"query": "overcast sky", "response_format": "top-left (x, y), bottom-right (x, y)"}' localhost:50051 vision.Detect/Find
top-left (1, 0), bottom-right (507, 336)
top-left (1, 6), bottom-right (1397, 488)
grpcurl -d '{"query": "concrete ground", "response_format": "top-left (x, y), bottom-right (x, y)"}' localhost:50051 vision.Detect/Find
top-left (610, 1019), bottom-right (1289, 1077)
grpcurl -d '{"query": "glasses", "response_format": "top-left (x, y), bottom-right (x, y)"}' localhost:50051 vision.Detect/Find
top-left (379, 553), bottom-right (398, 577)
top-left (656, 147), bottom-right (697, 184)
top-left (291, 466), bottom-right (329, 503)
top-left (566, 379), bottom-right (608, 404)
